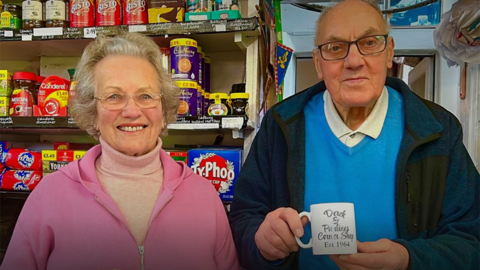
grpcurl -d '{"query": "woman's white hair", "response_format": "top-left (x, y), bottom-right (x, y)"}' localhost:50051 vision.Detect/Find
top-left (70, 32), bottom-right (180, 139)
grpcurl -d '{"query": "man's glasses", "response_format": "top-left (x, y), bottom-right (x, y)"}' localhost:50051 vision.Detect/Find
top-left (317, 34), bottom-right (389, 61)
top-left (94, 92), bottom-right (162, 111)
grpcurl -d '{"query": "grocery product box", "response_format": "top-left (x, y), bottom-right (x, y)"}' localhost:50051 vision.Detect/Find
top-left (42, 149), bottom-right (87, 175)
top-left (42, 150), bottom-right (87, 162)
top-left (0, 96), bottom-right (9, 116)
top-left (0, 70), bottom-right (12, 97)
top-left (166, 149), bottom-right (188, 163)
top-left (148, 7), bottom-right (185, 23)
top-left (188, 148), bottom-right (242, 202)
top-left (211, 10), bottom-right (241, 20)
top-left (147, 0), bottom-right (185, 23)
top-left (186, 12), bottom-right (211, 21)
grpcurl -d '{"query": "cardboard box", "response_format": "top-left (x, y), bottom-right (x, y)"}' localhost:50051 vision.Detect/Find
top-left (0, 96), bottom-right (9, 116)
top-left (42, 150), bottom-right (87, 162)
top-left (148, 7), bottom-right (185, 23)
top-left (166, 149), bottom-right (188, 163)
top-left (211, 10), bottom-right (240, 20)
top-left (0, 70), bottom-right (12, 97)
top-left (188, 148), bottom-right (242, 202)
top-left (186, 12), bottom-right (211, 21)
top-left (147, 0), bottom-right (183, 8)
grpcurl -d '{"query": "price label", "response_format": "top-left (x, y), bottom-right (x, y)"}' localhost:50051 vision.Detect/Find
top-left (33, 27), bottom-right (63, 36)
top-left (192, 123), bottom-right (219, 129)
top-left (84, 27), bottom-right (97, 38)
top-left (129, 25), bottom-right (147, 33)
top-left (215, 24), bottom-right (226, 32)
top-left (221, 117), bottom-right (244, 129)
top-left (4, 31), bottom-right (13, 37)
top-left (21, 34), bottom-right (33, 41)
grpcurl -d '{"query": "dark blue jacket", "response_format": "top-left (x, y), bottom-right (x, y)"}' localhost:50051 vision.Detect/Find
top-left (229, 77), bottom-right (480, 270)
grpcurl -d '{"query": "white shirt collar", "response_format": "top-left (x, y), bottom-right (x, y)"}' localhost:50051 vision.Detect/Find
top-left (324, 87), bottom-right (389, 142)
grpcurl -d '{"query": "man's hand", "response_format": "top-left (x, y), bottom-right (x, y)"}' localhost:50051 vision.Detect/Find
top-left (330, 239), bottom-right (410, 270)
top-left (255, 207), bottom-right (307, 261)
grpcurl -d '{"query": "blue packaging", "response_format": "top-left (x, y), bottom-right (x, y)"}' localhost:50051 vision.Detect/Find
top-left (188, 148), bottom-right (242, 202)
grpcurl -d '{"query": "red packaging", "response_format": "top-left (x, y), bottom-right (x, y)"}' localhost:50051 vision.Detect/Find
top-left (54, 142), bottom-right (70, 150)
top-left (37, 76), bottom-right (69, 116)
top-left (1, 149), bottom-right (43, 170)
top-left (56, 150), bottom-right (75, 161)
top-left (96, 0), bottom-right (122, 26)
top-left (70, 0), bottom-right (95, 27)
top-left (123, 0), bottom-right (148, 25)
top-left (0, 170), bottom-right (43, 191)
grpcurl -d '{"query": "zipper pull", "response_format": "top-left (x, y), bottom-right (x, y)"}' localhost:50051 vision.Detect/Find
top-left (139, 246), bottom-right (145, 270)
top-left (406, 170), bottom-right (412, 202)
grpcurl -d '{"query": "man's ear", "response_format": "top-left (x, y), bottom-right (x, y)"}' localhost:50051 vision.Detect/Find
top-left (313, 49), bottom-right (324, 81)
top-left (386, 37), bottom-right (395, 69)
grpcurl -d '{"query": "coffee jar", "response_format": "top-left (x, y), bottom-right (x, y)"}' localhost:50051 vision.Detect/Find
top-left (10, 72), bottom-right (37, 117)
top-left (44, 0), bottom-right (69, 27)
top-left (23, 0), bottom-right (45, 29)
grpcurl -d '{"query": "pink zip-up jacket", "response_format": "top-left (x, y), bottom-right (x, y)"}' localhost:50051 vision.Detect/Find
top-left (1, 145), bottom-right (240, 270)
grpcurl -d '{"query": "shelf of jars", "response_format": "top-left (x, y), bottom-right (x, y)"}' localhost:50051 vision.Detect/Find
top-left (0, 115), bottom-right (252, 131)
top-left (0, 17), bottom-right (259, 42)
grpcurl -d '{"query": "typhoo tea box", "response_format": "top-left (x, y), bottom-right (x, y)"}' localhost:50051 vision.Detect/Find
top-left (188, 148), bottom-right (242, 202)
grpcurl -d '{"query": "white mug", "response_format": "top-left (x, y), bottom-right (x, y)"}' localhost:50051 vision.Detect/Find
top-left (295, 202), bottom-right (357, 255)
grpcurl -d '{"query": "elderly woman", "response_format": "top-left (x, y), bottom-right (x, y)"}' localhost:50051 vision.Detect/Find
top-left (1, 33), bottom-right (240, 270)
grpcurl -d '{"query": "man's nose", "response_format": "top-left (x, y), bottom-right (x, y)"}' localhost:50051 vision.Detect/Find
top-left (344, 43), bottom-right (365, 68)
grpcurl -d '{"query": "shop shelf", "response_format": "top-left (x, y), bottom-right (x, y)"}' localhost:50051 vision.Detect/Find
top-left (0, 18), bottom-right (260, 61)
top-left (0, 190), bottom-right (30, 200)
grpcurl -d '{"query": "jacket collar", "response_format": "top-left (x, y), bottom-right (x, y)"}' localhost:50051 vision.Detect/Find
top-left (272, 77), bottom-right (443, 140)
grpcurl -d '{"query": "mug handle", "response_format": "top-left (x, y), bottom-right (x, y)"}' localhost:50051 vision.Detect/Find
top-left (295, 212), bottom-right (313, 248)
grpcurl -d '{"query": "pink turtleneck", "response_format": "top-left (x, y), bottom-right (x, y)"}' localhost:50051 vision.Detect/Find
top-left (95, 137), bottom-right (164, 246)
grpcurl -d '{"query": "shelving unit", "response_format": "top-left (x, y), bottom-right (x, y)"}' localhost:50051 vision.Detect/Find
top-left (0, 0), bottom-right (263, 261)
top-left (0, 16), bottom-right (261, 147)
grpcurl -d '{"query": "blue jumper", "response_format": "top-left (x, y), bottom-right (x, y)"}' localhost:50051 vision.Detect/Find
top-left (300, 87), bottom-right (404, 269)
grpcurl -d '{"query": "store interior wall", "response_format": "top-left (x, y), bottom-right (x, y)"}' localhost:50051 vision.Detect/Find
top-left (280, 0), bottom-right (479, 169)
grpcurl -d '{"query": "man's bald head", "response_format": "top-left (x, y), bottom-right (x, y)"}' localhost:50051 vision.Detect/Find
top-left (314, 0), bottom-right (389, 46)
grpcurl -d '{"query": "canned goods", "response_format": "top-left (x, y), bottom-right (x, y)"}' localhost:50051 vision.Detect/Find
top-left (96, 0), bottom-right (121, 26)
top-left (170, 38), bottom-right (198, 81)
top-left (175, 80), bottom-right (198, 117)
top-left (197, 87), bottom-right (203, 116)
top-left (204, 56), bottom-right (211, 93)
top-left (203, 92), bottom-right (209, 115)
top-left (70, 0), bottom-right (95, 27)
top-left (195, 47), bottom-right (203, 88)
top-left (122, 0), bottom-right (147, 25)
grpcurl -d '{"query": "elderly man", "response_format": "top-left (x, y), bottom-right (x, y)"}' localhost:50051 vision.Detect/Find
top-left (229, 0), bottom-right (480, 269)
